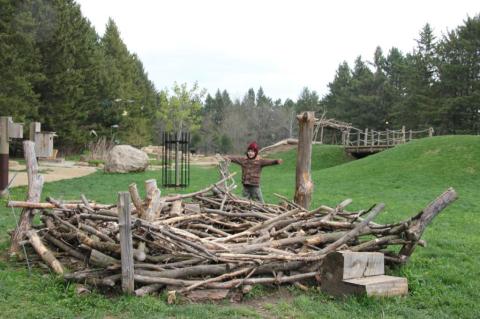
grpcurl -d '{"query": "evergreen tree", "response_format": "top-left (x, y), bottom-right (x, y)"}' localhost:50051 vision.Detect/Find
top-left (34, 0), bottom-right (104, 150)
top-left (436, 15), bottom-right (480, 134)
top-left (296, 87), bottom-right (319, 113)
top-left (256, 86), bottom-right (272, 107)
top-left (0, 0), bottom-right (43, 121)
top-left (242, 88), bottom-right (256, 108)
top-left (324, 61), bottom-right (352, 120)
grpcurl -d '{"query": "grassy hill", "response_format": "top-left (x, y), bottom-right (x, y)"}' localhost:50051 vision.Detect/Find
top-left (0, 136), bottom-right (479, 318)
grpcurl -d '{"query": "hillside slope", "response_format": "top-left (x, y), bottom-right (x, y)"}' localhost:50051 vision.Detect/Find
top-left (260, 136), bottom-right (480, 317)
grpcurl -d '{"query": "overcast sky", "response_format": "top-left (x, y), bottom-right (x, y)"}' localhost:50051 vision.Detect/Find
top-left (77, 0), bottom-right (478, 102)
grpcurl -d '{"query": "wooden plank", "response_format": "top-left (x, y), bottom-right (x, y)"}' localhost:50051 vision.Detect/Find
top-left (118, 191), bottom-right (134, 294)
top-left (322, 275), bottom-right (407, 297)
top-left (343, 275), bottom-right (408, 297)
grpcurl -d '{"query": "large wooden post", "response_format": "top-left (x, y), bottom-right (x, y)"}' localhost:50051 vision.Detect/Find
top-left (294, 112), bottom-right (315, 210)
top-left (0, 117), bottom-right (8, 196)
top-left (118, 191), bottom-right (134, 294)
top-left (0, 117), bottom-right (23, 197)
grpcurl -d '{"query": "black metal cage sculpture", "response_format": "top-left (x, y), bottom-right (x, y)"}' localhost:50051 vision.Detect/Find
top-left (162, 131), bottom-right (190, 188)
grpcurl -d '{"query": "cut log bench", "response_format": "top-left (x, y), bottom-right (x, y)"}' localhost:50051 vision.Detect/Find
top-left (321, 251), bottom-right (408, 297)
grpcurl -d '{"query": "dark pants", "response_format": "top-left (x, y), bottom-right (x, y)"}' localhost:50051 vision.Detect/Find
top-left (242, 184), bottom-right (264, 203)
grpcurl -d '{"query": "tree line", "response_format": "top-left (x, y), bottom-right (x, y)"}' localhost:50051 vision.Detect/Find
top-left (323, 18), bottom-right (480, 135)
top-left (1, 0), bottom-right (157, 152)
top-left (1, 0), bottom-right (478, 154)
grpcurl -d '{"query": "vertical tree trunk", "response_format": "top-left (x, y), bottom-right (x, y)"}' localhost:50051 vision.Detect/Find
top-left (294, 112), bottom-right (315, 210)
top-left (9, 141), bottom-right (44, 256)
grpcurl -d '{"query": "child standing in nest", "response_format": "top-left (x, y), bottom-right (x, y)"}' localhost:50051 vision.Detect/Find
top-left (226, 142), bottom-right (283, 203)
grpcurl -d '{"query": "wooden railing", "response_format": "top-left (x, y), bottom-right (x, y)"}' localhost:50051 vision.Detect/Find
top-left (343, 126), bottom-right (434, 147)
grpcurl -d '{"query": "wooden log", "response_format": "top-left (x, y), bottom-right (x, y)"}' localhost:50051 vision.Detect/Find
top-left (43, 232), bottom-right (86, 261)
top-left (129, 183), bottom-right (144, 216)
top-left (133, 272), bottom-right (318, 288)
top-left (162, 172), bottom-right (236, 202)
top-left (398, 188), bottom-right (457, 263)
top-left (10, 141), bottom-right (44, 256)
top-left (216, 208), bottom-right (300, 243)
top-left (184, 289), bottom-right (230, 301)
top-left (184, 203), bottom-right (201, 214)
top-left (180, 266), bottom-right (253, 292)
top-left (7, 201), bottom-right (111, 210)
top-left (89, 249), bottom-right (120, 267)
top-left (305, 203), bottom-right (385, 260)
top-left (144, 179), bottom-right (158, 203)
top-left (135, 284), bottom-right (164, 296)
top-left (170, 200), bottom-right (183, 216)
top-left (118, 192), bottom-right (134, 294)
top-left (79, 223), bottom-right (115, 243)
top-left (27, 230), bottom-right (64, 275)
top-left (294, 112), bottom-right (315, 209)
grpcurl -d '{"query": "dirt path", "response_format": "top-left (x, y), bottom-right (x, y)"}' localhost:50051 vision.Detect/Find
top-left (8, 160), bottom-right (97, 188)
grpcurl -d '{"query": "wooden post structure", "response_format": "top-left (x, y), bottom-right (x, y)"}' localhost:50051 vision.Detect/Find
top-left (29, 122), bottom-right (41, 141)
top-left (357, 130), bottom-right (360, 146)
top-left (409, 129), bottom-right (413, 141)
top-left (0, 117), bottom-right (23, 197)
top-left (319, 125), bottom-right (324, 144)
top-left (386, 129), bottom-right (390, 146)
top-left (0, 117), bottom-right (8, 196)
top-left (9, 141), bottom-right (44, 256)
top-left (371, 130), bottom-right (375, 146)
top-left (402, 126), bottom-right (406, 144)
top-left (294, 112), bottom-right (315, 210)
top-left (118, 191), bottom-right (134, 294)
top-left (364, 128), bottom-right (368, 146)
top-left (428, 127), bottom-right (434, 137)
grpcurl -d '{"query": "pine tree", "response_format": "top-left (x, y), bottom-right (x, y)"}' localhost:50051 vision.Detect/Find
top-left (34, 0), bottom-right (105, 150)
top-left (296, 87), bottom-right (319, 113)
top-left (0, 0), bottom-right (42, 120)
top-left (437, 15), bottom-right (480, 134)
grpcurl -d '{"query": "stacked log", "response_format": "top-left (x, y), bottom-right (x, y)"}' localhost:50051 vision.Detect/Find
top-left (7, 173), bottom-right (457, 301)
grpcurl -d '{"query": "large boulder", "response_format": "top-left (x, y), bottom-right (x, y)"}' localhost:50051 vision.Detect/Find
top-left (105, 145), bottom-right (149, 173)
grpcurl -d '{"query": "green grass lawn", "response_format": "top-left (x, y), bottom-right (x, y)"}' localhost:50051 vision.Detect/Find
top-left (1, 136), bottom-right (479, 318)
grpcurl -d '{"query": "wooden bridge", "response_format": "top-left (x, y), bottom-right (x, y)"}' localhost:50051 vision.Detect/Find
top-left (313, 118), bottom-right (434, 156)
top-left (343, 127), bottom-right (434, 156)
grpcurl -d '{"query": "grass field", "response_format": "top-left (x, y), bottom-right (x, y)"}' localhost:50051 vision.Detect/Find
top-left (0, 136), bottom-right (479, 318)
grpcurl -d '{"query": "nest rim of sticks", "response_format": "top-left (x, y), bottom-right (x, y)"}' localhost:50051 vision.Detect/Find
top-left (7, 168), bottom-right (458, 301)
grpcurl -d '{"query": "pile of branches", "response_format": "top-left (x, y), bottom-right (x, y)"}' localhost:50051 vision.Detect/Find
top-left (8, 165), bottom-right (457, 301)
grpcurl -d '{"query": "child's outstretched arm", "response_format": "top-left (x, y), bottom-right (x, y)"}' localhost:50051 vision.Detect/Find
top-left (260, 158), bottom-right (283, 167)
top-left (224, 155), bottom-right (244, 165)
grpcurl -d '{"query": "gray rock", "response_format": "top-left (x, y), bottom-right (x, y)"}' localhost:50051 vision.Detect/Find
top-left (105, 145), bottom-right (149, 173)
